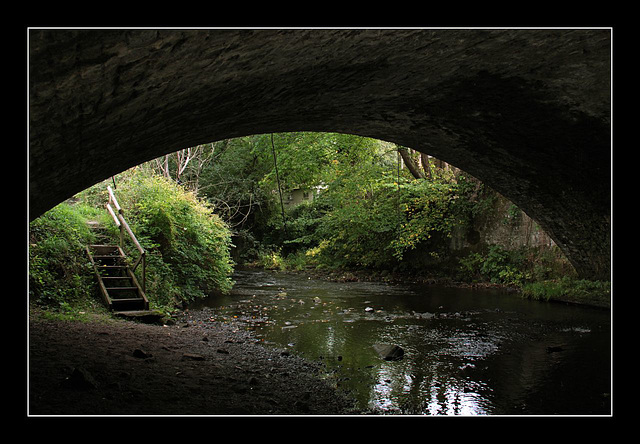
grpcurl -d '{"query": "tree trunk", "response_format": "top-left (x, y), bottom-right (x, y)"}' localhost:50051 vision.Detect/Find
top-left (420, 152), bottom-right (432, 179)
top-left (397, 146), bottom-right (425, 180)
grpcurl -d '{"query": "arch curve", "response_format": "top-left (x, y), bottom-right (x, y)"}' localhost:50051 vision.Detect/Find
top-left (28, 28), bottom-right (611, 279)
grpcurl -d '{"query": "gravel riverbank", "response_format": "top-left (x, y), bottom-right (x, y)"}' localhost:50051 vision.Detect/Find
top-left (28, 310), bottom-right (359, 416)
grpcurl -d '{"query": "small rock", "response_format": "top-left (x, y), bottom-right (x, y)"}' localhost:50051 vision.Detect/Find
top-left (182, 353), bottom-right (206, 361)
top-left (61, 367), bottom-right (98, 390)
top-left (216, 348), bottom-right (229, 354)
top-left (373, 343), bottom-right (404, 361)
top-left (132, 349), bottom-right (152, 359)
top-left (365, 307), bottom-right (374, 312)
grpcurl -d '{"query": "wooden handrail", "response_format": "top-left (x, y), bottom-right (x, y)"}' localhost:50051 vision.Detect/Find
top-left (106, 186), bottom-right (146, 293)
top-left (107, 185), bottom-right (122, 213)
top-left (117, 213), bottom-right (144, 255)
top-left (106, 203), bottom-right (120, 227)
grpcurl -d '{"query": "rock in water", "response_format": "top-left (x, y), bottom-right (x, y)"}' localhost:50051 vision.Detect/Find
top-left (373, 343), bottom-right (404, 361)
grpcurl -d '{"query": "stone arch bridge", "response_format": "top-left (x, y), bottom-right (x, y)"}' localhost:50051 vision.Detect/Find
top-left (28, 28), bottom-right (611, 280)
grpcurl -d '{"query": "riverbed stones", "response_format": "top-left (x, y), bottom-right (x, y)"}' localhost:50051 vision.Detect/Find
top-left (373, 343), bottom-right (404, 361)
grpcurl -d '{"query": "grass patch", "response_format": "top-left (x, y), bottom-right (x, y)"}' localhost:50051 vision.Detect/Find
top-left (521, 277), bottom-right (611, 308)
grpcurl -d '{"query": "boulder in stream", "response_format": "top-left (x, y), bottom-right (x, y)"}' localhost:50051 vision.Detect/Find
top-left (373, 343), bottom-right (404, 361)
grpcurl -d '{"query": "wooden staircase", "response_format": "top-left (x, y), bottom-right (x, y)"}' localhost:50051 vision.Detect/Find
top-left (86, 185), bottom-right (149, 313)
top-left (86, 244), bottom-right (149, 312)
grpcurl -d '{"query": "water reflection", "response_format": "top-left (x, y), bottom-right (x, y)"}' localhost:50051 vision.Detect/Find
top-left (190, 269), bottom-right (611, 415)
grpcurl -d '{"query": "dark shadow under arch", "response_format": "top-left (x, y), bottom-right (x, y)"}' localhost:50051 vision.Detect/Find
top-left (28, 28), bottom-right (611, 279)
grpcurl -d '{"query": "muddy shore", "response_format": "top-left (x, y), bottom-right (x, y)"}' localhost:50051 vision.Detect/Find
top-left (28, 309), bottom-right (359, 416)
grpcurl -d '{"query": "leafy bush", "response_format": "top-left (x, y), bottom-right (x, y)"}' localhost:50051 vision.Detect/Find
top-left (111, 170), bottom-right (234, 307)
top-left (255, 247), bottom-right (285, 270)
top-left (314, 171), bottom-right (458, 269)
top-left (29, 203), bottom-right (98, 306)
top-left (270, 159), bottom-right (462, 271)
top-left (456, 245), bottom-right (531, 286)
top-left (457, 252), bottom-right (484, 282)
top-left (480, 245), bottom-right (529, 285)
top-left (390, 179), bottom-right (458, 260)
top-left (29, 171), bottom-right (235, 313)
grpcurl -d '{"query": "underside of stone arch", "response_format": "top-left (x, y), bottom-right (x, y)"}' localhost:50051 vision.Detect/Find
top-left (28, 28), bottom-right (611, 279)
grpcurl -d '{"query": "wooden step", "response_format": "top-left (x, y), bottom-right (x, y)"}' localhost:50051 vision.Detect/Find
top-left (89, 245), bottom-right (121, 254)
top-left (93, 257), bottom-right (125, 267)
top-left (96, 265), bottom-right (128, 272)
top-left (107, 288), bottom-right (141, 299)
top-left (102, 276), bottom-right (134, 282)
top-left (111, 298), bottom-right (147, 310)
top-left (110, 297), bottom-right (144, 303)
top-left (86, 244), bottom-right (149, 312)
top-left (96, 266), bottom-right (128, 278)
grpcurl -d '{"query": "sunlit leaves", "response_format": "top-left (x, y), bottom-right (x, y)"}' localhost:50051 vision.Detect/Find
top-left (111, 169), bottom-right (235, 306)
top-left (307, 160), bottom-right (460, 269)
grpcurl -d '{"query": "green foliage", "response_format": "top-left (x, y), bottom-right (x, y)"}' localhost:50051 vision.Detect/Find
top-left (299, 162), bottom-right (392, 268)
top-left (457, 252), bottom-right (484, 282)
top-left (456, 245), bottom-right (531, 286)
top-left (521, 277), bottom-right (610, 307)
top-left (29, 203), bottom-right (98, 306)
top-left (112, 169), bottom-right (235, 307)
top-left (30, 131), bottom-right (580, 316)
top-left (480, 245), bottom-right (530, 285)
top-left (196, 137), bottom-right (274, 228)
top-left (455, 244), bottom-right (576, 287)
top-left (279, 158), bottom-right (461, 270)
top-left (390, 180), bottom-right (458, 260)
top-left (282, 200), bottom-right (327, 251)
top-left (29, 171), bottom-right (235, 313)
top-left (255, 132), bottom-right (382, 192)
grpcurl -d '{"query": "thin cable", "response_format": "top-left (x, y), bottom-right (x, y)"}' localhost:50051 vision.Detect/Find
top-left (270, 133), bottom-right (288, 236)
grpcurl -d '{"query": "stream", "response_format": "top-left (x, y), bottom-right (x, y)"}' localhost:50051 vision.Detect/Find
top-left (189, 268), bottom-right (611, 415)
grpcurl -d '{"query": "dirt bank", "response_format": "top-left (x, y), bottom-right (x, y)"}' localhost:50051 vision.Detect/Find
top-left (27, 310), bottom-right (359, 416)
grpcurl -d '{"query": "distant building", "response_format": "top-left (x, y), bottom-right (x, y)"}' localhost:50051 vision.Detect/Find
top-left (282, 184), bottom-right (326, 208)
